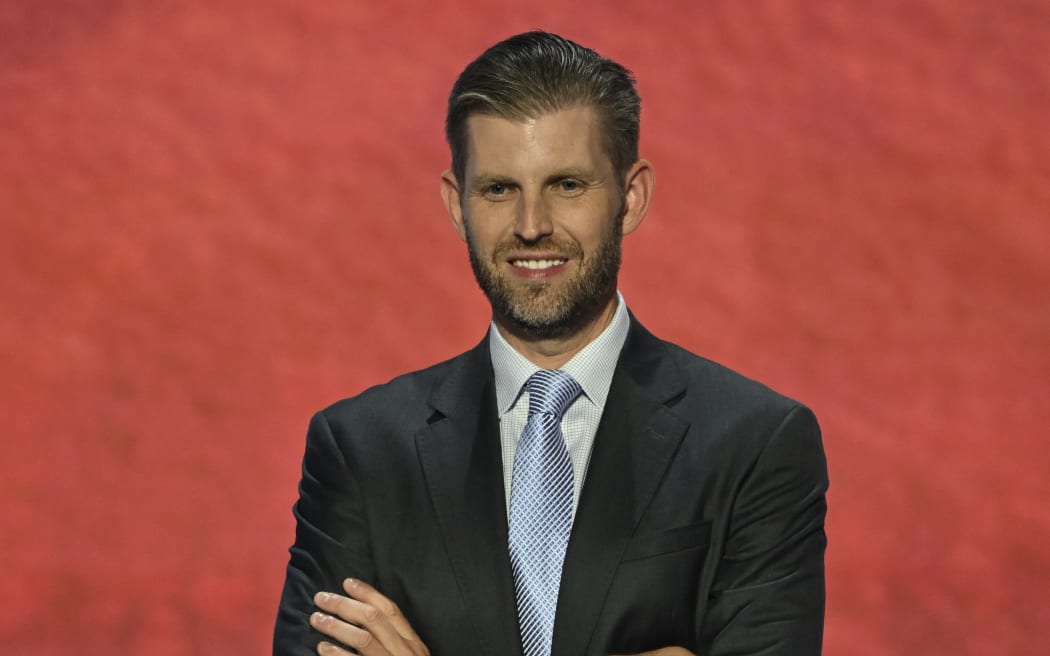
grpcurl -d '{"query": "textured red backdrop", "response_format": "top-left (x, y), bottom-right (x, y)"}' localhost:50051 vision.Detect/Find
top-left (3, 1), bottom-right (1048, 654)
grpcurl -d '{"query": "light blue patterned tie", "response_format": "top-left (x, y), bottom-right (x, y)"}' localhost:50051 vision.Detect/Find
top-left (508, 369), bottom-right (583, 656)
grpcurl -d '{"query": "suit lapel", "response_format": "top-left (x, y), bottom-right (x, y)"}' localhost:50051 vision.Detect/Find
top-left (553, 318), bottom-right (690, 656)
top-left (415, 341), bottom-right (524, 656)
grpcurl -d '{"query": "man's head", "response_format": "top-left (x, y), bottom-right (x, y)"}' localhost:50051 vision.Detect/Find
top-left (440, 33), bottom-right (653, 347)
top-left (445, 31), bottom-right (641, 190)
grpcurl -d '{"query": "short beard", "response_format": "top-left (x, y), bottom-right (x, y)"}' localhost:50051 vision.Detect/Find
top-left (465, 214), bottom-right (623, 341)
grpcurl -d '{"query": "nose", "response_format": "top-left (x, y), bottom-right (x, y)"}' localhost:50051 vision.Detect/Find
top-left (514, 194), bottom-right (553, 243)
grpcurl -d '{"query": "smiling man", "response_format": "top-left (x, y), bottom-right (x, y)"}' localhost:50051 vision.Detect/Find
top-left (274, 32), bottom-right (828, 656)
top-left (448, 105), bottom-right (645, 365)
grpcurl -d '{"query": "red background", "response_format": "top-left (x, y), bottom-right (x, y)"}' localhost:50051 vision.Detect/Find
top-left (2, 1), bottom-right (1048, 653)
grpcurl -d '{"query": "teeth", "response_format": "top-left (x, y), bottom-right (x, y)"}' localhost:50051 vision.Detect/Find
top-left (512, 259), bottom-right (566, 270)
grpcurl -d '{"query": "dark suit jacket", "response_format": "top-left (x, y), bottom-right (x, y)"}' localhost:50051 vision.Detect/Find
top-left (274, 317), bottom-right (828, 655)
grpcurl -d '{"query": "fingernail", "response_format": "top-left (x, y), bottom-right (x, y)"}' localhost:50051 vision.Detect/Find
top-left (346, 577), bottom-right (358, 589)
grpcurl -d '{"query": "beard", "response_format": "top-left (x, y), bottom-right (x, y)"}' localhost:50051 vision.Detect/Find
top-left (465, 214), bottom-right (623, 341)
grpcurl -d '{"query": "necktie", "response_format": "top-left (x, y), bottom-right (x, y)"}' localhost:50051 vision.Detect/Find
top-left (508, 369), bottom-right (583, 656)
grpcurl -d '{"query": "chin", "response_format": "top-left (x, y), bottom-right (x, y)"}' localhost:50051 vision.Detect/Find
top-left (501, 293), bottom-right (610, 341)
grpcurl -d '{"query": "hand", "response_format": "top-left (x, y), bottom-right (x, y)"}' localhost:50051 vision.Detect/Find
top-left (612, 648), bottom-right (694, 656)
top-left (311, 578), bottom-right (430, 656)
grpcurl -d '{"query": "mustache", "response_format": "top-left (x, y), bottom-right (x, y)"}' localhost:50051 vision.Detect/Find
top-left (492, 236), bottom-right (583, 259)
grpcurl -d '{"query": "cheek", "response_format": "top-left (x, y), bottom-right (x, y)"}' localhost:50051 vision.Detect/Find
top-left (466, 207), bottom-right (516, 243)
top-left (463, 220), bottom-right (506, 256)
top-left (562, 208), bottom-right (620, 249)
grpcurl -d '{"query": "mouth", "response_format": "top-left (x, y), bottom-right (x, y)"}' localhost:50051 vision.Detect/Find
top-left (510, 258), bottom-right (567, 270)
top-left (503, 252), bottom-right (571, 279)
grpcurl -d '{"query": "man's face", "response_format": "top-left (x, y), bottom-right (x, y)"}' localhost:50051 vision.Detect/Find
top-left (447, 107), bottom-right (627, 340)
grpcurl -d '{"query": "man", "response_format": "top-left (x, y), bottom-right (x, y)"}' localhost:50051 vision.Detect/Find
top-left (274, 31), bottom-right (828, 656)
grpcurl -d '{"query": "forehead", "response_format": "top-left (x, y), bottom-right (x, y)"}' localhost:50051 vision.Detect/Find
top-left (463, 107), bottom-right (611, 176)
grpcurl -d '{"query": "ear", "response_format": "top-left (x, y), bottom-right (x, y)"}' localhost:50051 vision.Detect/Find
top-left (620, 159), bottom-right (655, 236)
top-left (440, 169), bottom-right (468, 242)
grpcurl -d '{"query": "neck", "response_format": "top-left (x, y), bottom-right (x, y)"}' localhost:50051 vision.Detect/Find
top-left (493, 293), bottom-right (619, 369)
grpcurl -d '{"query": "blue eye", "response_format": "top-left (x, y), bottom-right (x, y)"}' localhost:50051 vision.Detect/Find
top-left (559, 180), bottom-right (581, 192)
top-left (487, 183), bottom-right (507, 195)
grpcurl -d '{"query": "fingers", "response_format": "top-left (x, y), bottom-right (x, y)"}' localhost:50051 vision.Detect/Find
top-left (315, 639), bottom-right (355, 656)
top-left (610, 649), bottom-right (695, 656)
top-left (342, 578), bottom-right (422, 641)
top-left (310, 596), bottom-right (379, 654)
top-left (311, 579), bottom-right (428, 656)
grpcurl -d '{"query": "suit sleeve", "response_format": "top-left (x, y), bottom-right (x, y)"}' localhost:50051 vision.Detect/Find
top-left (273, 410), bottom-right (377, 655)
top-left (698, 404), bottom-right (829, 655)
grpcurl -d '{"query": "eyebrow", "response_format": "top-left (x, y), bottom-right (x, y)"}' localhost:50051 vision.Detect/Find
top-left (469, 167), bottom-right (600, 188)
top-left (469, 173), bottom-right (515, 188)
top-left (545, 167), bottom-right (598, 183)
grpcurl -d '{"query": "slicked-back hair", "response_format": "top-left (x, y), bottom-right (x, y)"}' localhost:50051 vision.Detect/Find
top-left (445, 31), bottom-right (641, 188)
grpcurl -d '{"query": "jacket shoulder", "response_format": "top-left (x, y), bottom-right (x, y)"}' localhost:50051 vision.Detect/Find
top-left (625, 316), bottom-right (806, 416)
top-left (650, 336), bottom-right (823, 470)
top-left (319, 347), bottom-right (478, 427)
top-left (667, 341), bottom-right (804, 412)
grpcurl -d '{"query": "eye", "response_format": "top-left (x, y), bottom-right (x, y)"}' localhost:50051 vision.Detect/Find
top-left (554, 179), bottom-right (588, 197)
top-left (487, 183), bottom-right (507, 195)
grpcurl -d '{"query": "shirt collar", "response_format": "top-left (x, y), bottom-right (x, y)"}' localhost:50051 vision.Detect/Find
top-left (489, 291), bottom-right (631, 416)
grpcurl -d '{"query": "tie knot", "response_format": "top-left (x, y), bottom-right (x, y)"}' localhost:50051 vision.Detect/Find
top-left (526, 369), bottom-right (582, 420)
